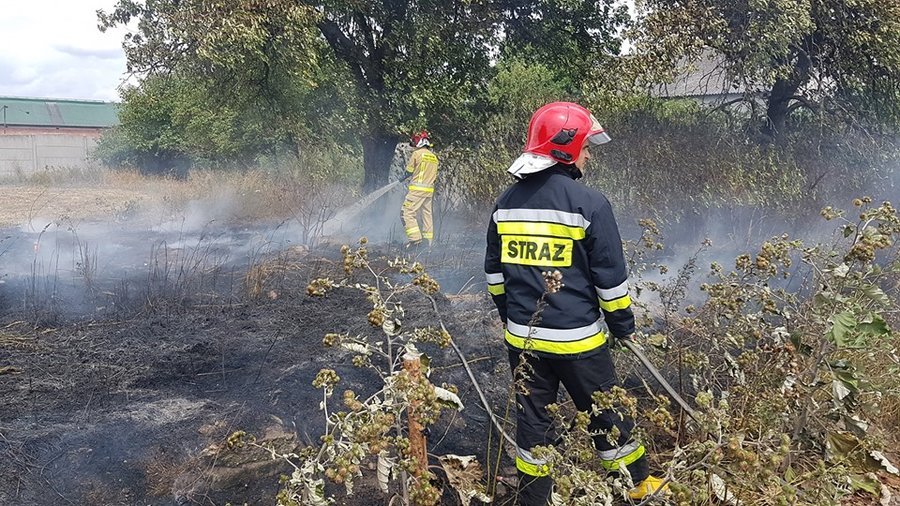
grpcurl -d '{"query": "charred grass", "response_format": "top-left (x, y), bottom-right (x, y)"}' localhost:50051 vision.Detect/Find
top-left (0, 241), bottom-right (503, 505)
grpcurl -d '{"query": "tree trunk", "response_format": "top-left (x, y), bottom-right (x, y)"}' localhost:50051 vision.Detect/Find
top-left (763, 77), bottom-right (799, 142)
top-left (361, 133), bottom-right (398, 192)
top-left (763, 51), bottom-right (812, 142)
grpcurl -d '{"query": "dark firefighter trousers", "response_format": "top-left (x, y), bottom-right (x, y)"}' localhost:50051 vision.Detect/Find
top-left (509, 345), bottom-right (649, 505)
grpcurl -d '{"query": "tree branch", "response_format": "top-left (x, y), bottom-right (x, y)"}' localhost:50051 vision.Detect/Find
top-left (705, 96), bottom-right (751, 116)
top-left (786, 94), bottom-right (819, 113)
top-left (318, 17), bottom-right (367, 87)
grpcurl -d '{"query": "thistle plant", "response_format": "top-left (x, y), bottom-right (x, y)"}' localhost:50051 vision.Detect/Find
top-left (277, 239), bottom-right (485, 506)
top-left (622, 199), bottom-right (900, 504)
top-left (520, 199), bottom-right (900, 505)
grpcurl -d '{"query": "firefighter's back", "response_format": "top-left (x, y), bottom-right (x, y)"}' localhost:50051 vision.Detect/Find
top-left (493, 166), bottom-right (611, 357)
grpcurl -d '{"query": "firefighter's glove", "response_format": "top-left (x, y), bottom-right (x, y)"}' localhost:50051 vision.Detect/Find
top-left (610, 333), bottom-right (634, 350)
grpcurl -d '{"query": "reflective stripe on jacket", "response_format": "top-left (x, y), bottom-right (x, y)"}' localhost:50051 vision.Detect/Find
top-left (484, 165), bottom-right (634, 358)
top-left (406, 147), bottom-right (438, 193)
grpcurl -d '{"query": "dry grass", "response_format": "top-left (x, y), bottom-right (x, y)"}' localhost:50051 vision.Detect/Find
top-left (0, 322), bottom-right (37, 350)
top-left (0, 168), bottom-right (348, 229)
top-left (244, 246), bottom-right (309, 298)
top-left (0, 185), bottom-right (146, 228)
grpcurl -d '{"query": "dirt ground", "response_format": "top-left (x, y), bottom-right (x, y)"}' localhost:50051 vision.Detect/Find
top-left (0, 185), bottom-right (149, 229)
top-left (3, 180), bottom-right (897, 505)
top-left (0, 227), bottom-right (514, 505)
top-left (0, 177), bottom-right (515, 505)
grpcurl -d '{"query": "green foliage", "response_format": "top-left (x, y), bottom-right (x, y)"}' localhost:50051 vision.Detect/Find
top-left (98, 0), bottom-right (633, 184)
top-left (99, 0), bottom-right (500, 183)
top-left (625, 200), bottom-right (900, 503)
top-left (98, 0), bottom-right (321, 78)
top-left (498, 0), bottom-right (629, 88)
top-left (579, 95), bottom-right (899, 223)
top-left (528, 200), bottom-right (900, 504)
top-left (440, 59), bottom-right (572, 216)
top-left (98, 0), bottom-right (350, 172)
top-left (95, 75), bottom-right (272, 171)
top-left (631, 0), bottom-right (900, 136)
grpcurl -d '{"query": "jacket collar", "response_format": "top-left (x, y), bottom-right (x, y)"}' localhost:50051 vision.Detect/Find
top-left (545, 163), bottom-right (582, 180)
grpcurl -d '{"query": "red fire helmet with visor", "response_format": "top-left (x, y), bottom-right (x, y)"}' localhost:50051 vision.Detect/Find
top-left (508, 102), bottom-right (611, 179)
top-left (410, 130), bottom-right (432, 148)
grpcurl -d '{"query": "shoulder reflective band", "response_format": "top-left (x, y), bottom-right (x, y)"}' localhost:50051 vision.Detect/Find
top-left (598, 443), bottom-right (645, 471)
top-left (496, 221), bottom-right (585, 240)
top-left (493, 208), bottom-right (591, 229)
top-left (501, 235), bottom-right (573, 267)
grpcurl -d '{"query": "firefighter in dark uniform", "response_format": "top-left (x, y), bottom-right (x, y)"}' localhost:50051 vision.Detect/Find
top-left (484, 102), bottom-right (667, 504)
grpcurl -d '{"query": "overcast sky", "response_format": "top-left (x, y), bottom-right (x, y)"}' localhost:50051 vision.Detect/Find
top-left (1, 1), bottom-right (129, 102)
top-left (0, 1), bottom-right (639, 103)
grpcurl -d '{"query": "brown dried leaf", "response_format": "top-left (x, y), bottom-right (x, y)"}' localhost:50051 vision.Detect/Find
top-left (438, 454), bottom-right (492, 506)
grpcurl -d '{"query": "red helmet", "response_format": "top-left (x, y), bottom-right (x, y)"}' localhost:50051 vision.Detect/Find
top-left (523, 102), bottom-right (610, 164)
top-left (410, 130), bottom-right (431, 148)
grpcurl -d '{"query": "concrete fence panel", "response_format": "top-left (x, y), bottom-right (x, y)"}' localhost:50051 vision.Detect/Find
top-left (0, 134), bottom-right (99, 177)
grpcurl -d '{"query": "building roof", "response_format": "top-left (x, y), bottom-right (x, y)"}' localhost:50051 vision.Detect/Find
top-left (0, 96), bottom-right (119, 129)
top-left (653, 50), bottom-right (757, 100)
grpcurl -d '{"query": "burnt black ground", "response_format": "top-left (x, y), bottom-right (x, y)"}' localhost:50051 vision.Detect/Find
top-left (0, 227), bottom-right (512, 506)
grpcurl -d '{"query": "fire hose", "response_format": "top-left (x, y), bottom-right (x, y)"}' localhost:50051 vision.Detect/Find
top-left (436, 303), bottom-right (701, 446)
top-left (619, 339), bottom-right (701, 423)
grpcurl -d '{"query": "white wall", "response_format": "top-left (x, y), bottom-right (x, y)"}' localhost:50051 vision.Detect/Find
top-left (0, 134), bottom-right (98, 177)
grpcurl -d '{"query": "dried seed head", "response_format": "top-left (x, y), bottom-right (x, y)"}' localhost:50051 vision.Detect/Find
top-left (542, 270), bottom-right (564, 293)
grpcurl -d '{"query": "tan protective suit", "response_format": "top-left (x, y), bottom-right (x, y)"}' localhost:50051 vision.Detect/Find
top-left (401, 147), bottom-right (438, 243)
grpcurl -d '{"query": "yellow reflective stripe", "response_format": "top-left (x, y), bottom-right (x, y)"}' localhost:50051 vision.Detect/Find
top-left (505, 330), bottom-right (606, 354)
top-left (515, 456), bottom-right (550, 477)
top-left (599, 294), bottom-right (632, 312)
top-left (599, 444), bottom-right (645, 471)
top-left (422, 232), bottom-right (433, 239)
top-left (406, 227), bottom-right (420, 235)
top-left (408, 185), bottom-right (434, 193)
top-left (496, 221), bottom-right (585, 239)
top-left (487, 283), bottom-right (505, 296)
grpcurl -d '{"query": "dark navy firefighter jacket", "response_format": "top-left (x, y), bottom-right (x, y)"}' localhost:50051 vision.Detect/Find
top-left (484, 164), bottom-right (635, 358)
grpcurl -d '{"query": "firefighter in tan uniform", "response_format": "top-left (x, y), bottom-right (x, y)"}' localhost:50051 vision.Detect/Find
top-left (401, 131), bottom-right (438, 247)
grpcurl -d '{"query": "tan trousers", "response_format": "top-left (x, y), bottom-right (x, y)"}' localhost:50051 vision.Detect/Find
top-left (401, 190), bottom-right (433, 242)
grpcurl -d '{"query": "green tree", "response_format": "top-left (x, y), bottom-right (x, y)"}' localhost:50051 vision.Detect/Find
top-left (631, 0), bottom-right (900, 140)
top-left (99, 0), bottom-right (334, 170)
top-left (498, 0), bottom-right (630, 89)
top-left (100, 0), bottom-right (499, 189)
top-left (103, 74), bottom-right (288, 170)
top-left (99, 0), bottom-right (633, 188)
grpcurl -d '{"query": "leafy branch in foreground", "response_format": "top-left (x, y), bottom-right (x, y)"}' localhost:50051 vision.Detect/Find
top-left (249, 238), bottom-right (489, 506)
top-left (512, 199), bottom-right (900, 505)
top-left (621, 199), bottom-right (900, 505)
